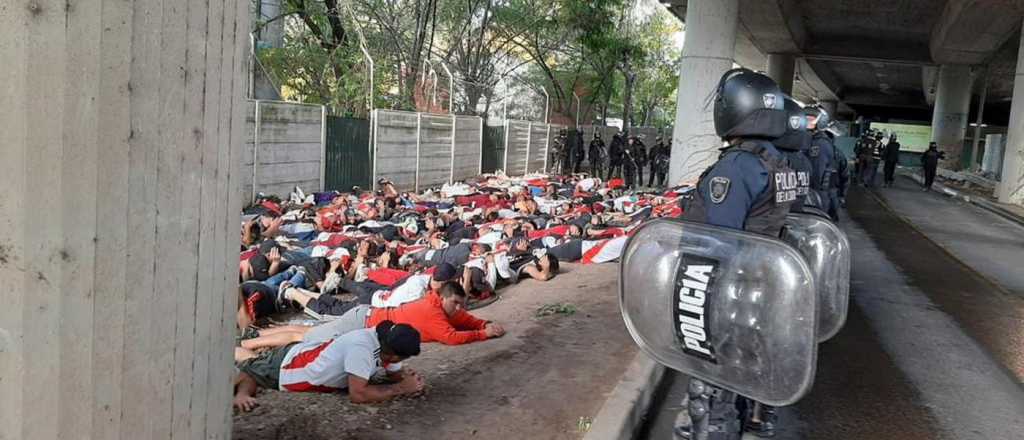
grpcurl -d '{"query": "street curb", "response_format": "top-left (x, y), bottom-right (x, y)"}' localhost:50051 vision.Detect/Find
top-left (583, 351), bottom-right (667, 440)
top-left (901, 172), bottom-right (1024, 227)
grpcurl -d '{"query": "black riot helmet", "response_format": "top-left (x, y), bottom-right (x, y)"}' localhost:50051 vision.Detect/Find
top-left (803, 105), bottom-right (831, 131)
top-left (773, 96), bottom-right (811, 152)
top-left (712, 68), bottom-right (787, 139)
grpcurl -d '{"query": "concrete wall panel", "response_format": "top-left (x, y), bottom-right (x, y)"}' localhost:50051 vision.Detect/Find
top-left (373, 110), bottom-right (420, 191)
top-left (246, 100), bottom-right (324, 198)
top-left (454, 116), bottom-right (483, 181)
top-left (0, 1), bottom-right (248, 439)
top-left (505, 121), bottom-right (531, 175)
top-left (527, 123), bottom-right (550, 173)
top-left (418, 114), bottom-right (455, 190)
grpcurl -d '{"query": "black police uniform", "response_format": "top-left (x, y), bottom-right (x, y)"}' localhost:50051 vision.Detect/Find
top-left (572, 131), bottom-right (586, 173)
top-left (588, 135), bottom-right (607, 177)
top-left (634, 139), bottom-right (648, 187)
top-left (883, 138), bottom-right (901, 186)
top-left (560, 131), bottom-right (575, 175)
top-left (607, 133), bottom-right (625, 180)
top-left (648, 141), bottom-right (670, 187)
top-left (921, 146), bottom-right (944, 189)
top-left (622, 142), bottom-right (639, 188)
top-left (806, 130), bottom-right (836, 213)
top-left (774, 97), bottom-right (814, 214)
top-left (683, 139), bottom-right (798, 236)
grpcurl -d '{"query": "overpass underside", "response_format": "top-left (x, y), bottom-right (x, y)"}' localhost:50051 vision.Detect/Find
top-left (662, 0), bottom-right (1024, 206)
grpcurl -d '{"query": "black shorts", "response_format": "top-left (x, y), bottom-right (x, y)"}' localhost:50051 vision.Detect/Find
top-left (237, 342), bottom-right (297, 390)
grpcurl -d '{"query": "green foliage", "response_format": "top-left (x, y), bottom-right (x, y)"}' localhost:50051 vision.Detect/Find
top-left (252, 0), bottom-right (679, 123)
top-left (536, 302), bottom-right (577, 317)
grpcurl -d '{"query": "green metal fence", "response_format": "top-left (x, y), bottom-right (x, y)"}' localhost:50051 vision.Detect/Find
top-left (481, 123), bottom-right (506, 173)
top-left (324, 116), bottom-right (372, 191)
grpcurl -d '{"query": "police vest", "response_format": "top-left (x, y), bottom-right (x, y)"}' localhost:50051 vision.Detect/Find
top-left (809, 132), bottom-right (836, 191)
top-left (682, 140), bottom-right (798, 237)
top-left (779, 149), bottom-right (813, 212)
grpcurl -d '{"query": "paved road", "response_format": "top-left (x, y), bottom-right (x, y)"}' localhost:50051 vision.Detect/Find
top-left (639, 180), bottom-right (1024, 439)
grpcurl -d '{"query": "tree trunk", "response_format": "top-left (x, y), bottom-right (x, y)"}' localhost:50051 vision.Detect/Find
top-left (601, 87), bottom-right (612, 124)
top-left (621, 56), bottom-right (635, 132)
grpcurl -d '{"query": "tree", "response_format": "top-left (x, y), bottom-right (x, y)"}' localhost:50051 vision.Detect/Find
top-left (630, 7), bottom-right (681, 127)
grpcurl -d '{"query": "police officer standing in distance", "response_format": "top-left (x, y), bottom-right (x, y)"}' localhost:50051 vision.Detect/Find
top-left (588, 132), bottom-right (607, 178)
top-left (679, 68), bottom-right (797, 439)
top-left (623, 136), bottom-right (640, 189)
top-left (882, 133), bottom-right (901, 187)
top-left (571, 129), bottom-right (586, 173)
top-left (607, 131), bottom-right (625, 180)
top-left (648, 137), bottom-right (671, 187)
top-left (634, 135), bottom-right (648, 188)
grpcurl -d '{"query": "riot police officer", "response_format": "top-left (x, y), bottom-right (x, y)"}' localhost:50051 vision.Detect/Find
top-left (571, 130), bottom-right (586, 173)
top-left (680, 68), bottom-right (797, 438)
top-left (634, 136), bottom-right (648, 187)
top-left (830, 129), bottom-right (850, 212)
top-left (803, 106), bottom-right (837, 216)
top-left (682, 69), bottom-right (796, 233)
top-left (776, 97), bottom-right (814, 213)
top-left (607, 131), bottom-right (625, 180)
top-left (623, 136), bottom-right (640, 188)
top-left (648, 137), bottom-right (671, 187)
top-left (588, 132), bottom-right (607, 178)
top-left (551, 129), bottom-right (568, 174)
top-left (558, 128), bottom-right (573, 175)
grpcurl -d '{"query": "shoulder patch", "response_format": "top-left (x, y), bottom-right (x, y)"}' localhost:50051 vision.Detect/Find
top-left (788, 115), bottom-right (802, 130)
top-left (709, 176), bottom-right (730, 204)
top-left (809, 145), bottom-right (820, 158)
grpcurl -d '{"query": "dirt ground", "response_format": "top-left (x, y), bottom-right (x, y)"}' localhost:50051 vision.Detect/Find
top-left (232, 262), bottom-right (637, 440)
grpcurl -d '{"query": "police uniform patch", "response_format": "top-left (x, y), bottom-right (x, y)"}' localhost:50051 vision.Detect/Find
top-left (810, 145), bottom-right (820, 157)
top-left (762, 93), bottom-right (777, 109)
top-left (789, 115), bottom-right (802, 130)
top-left (709, 176), bottom-right (730, 204)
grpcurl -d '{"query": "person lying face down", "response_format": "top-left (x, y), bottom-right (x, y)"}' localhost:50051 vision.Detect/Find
top-left (232, 320), bottom-right (424, 411)
top-left (239, 282), bottom-right (506, 351)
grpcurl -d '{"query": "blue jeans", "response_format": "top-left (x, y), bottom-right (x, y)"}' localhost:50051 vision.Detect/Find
top-left (264, 267), bottom-right (307, 291)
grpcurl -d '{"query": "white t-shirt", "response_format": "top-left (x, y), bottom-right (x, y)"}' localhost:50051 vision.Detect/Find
top-left (370, 273), bottom-right (430, 308)
top-left (278, 328), bottom-right (401, 392)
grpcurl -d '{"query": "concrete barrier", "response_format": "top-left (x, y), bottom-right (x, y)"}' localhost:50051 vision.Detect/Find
top-left (584, 352), bottom-right (667, 440)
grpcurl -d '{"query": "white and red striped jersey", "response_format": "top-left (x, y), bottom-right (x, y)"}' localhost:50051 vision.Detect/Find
top-left (278, 328), bottom-right (401, 392)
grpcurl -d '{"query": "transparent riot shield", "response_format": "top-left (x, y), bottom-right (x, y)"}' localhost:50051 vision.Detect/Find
top-left (619, 219), bottom-right (818, 406)
top-left (781, 214), bottom-right (851, 342)
top-left (805, 190), bottom-right (826, 210)
top-left (800, 205), bottom-right (830, 220)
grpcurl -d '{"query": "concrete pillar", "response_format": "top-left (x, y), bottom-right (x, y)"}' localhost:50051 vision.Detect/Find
top-left (669, 0), bottom-right (739, 185)
top-left (0, 1), bottom-right (248, 439)
top-left (969, 68), bottom-right (989, 170)
top-left (766, 53), bottom-right (795, 95)
top-left (998, 22), bottom-right (1024, 204)
top-left (983, 134), bottom-right (1005, 176)
top-left (930, 64), bottom-right (974, 170)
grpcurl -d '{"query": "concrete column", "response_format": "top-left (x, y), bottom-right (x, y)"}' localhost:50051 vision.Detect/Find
top-left (983, 134), bottom-right (1005, 176)
top-left (766, 53), bottom-right (796, 95)
top-left (0, 1), bottom-right (248, 439)
top-left (669, 0), bottom-right (739, 185)
top-left (930, 64), bottom-right (974, 170)
top-left (969, 68), bottom-right (989, 170)
top-left (998, 23), bottom-right (1024, 204)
